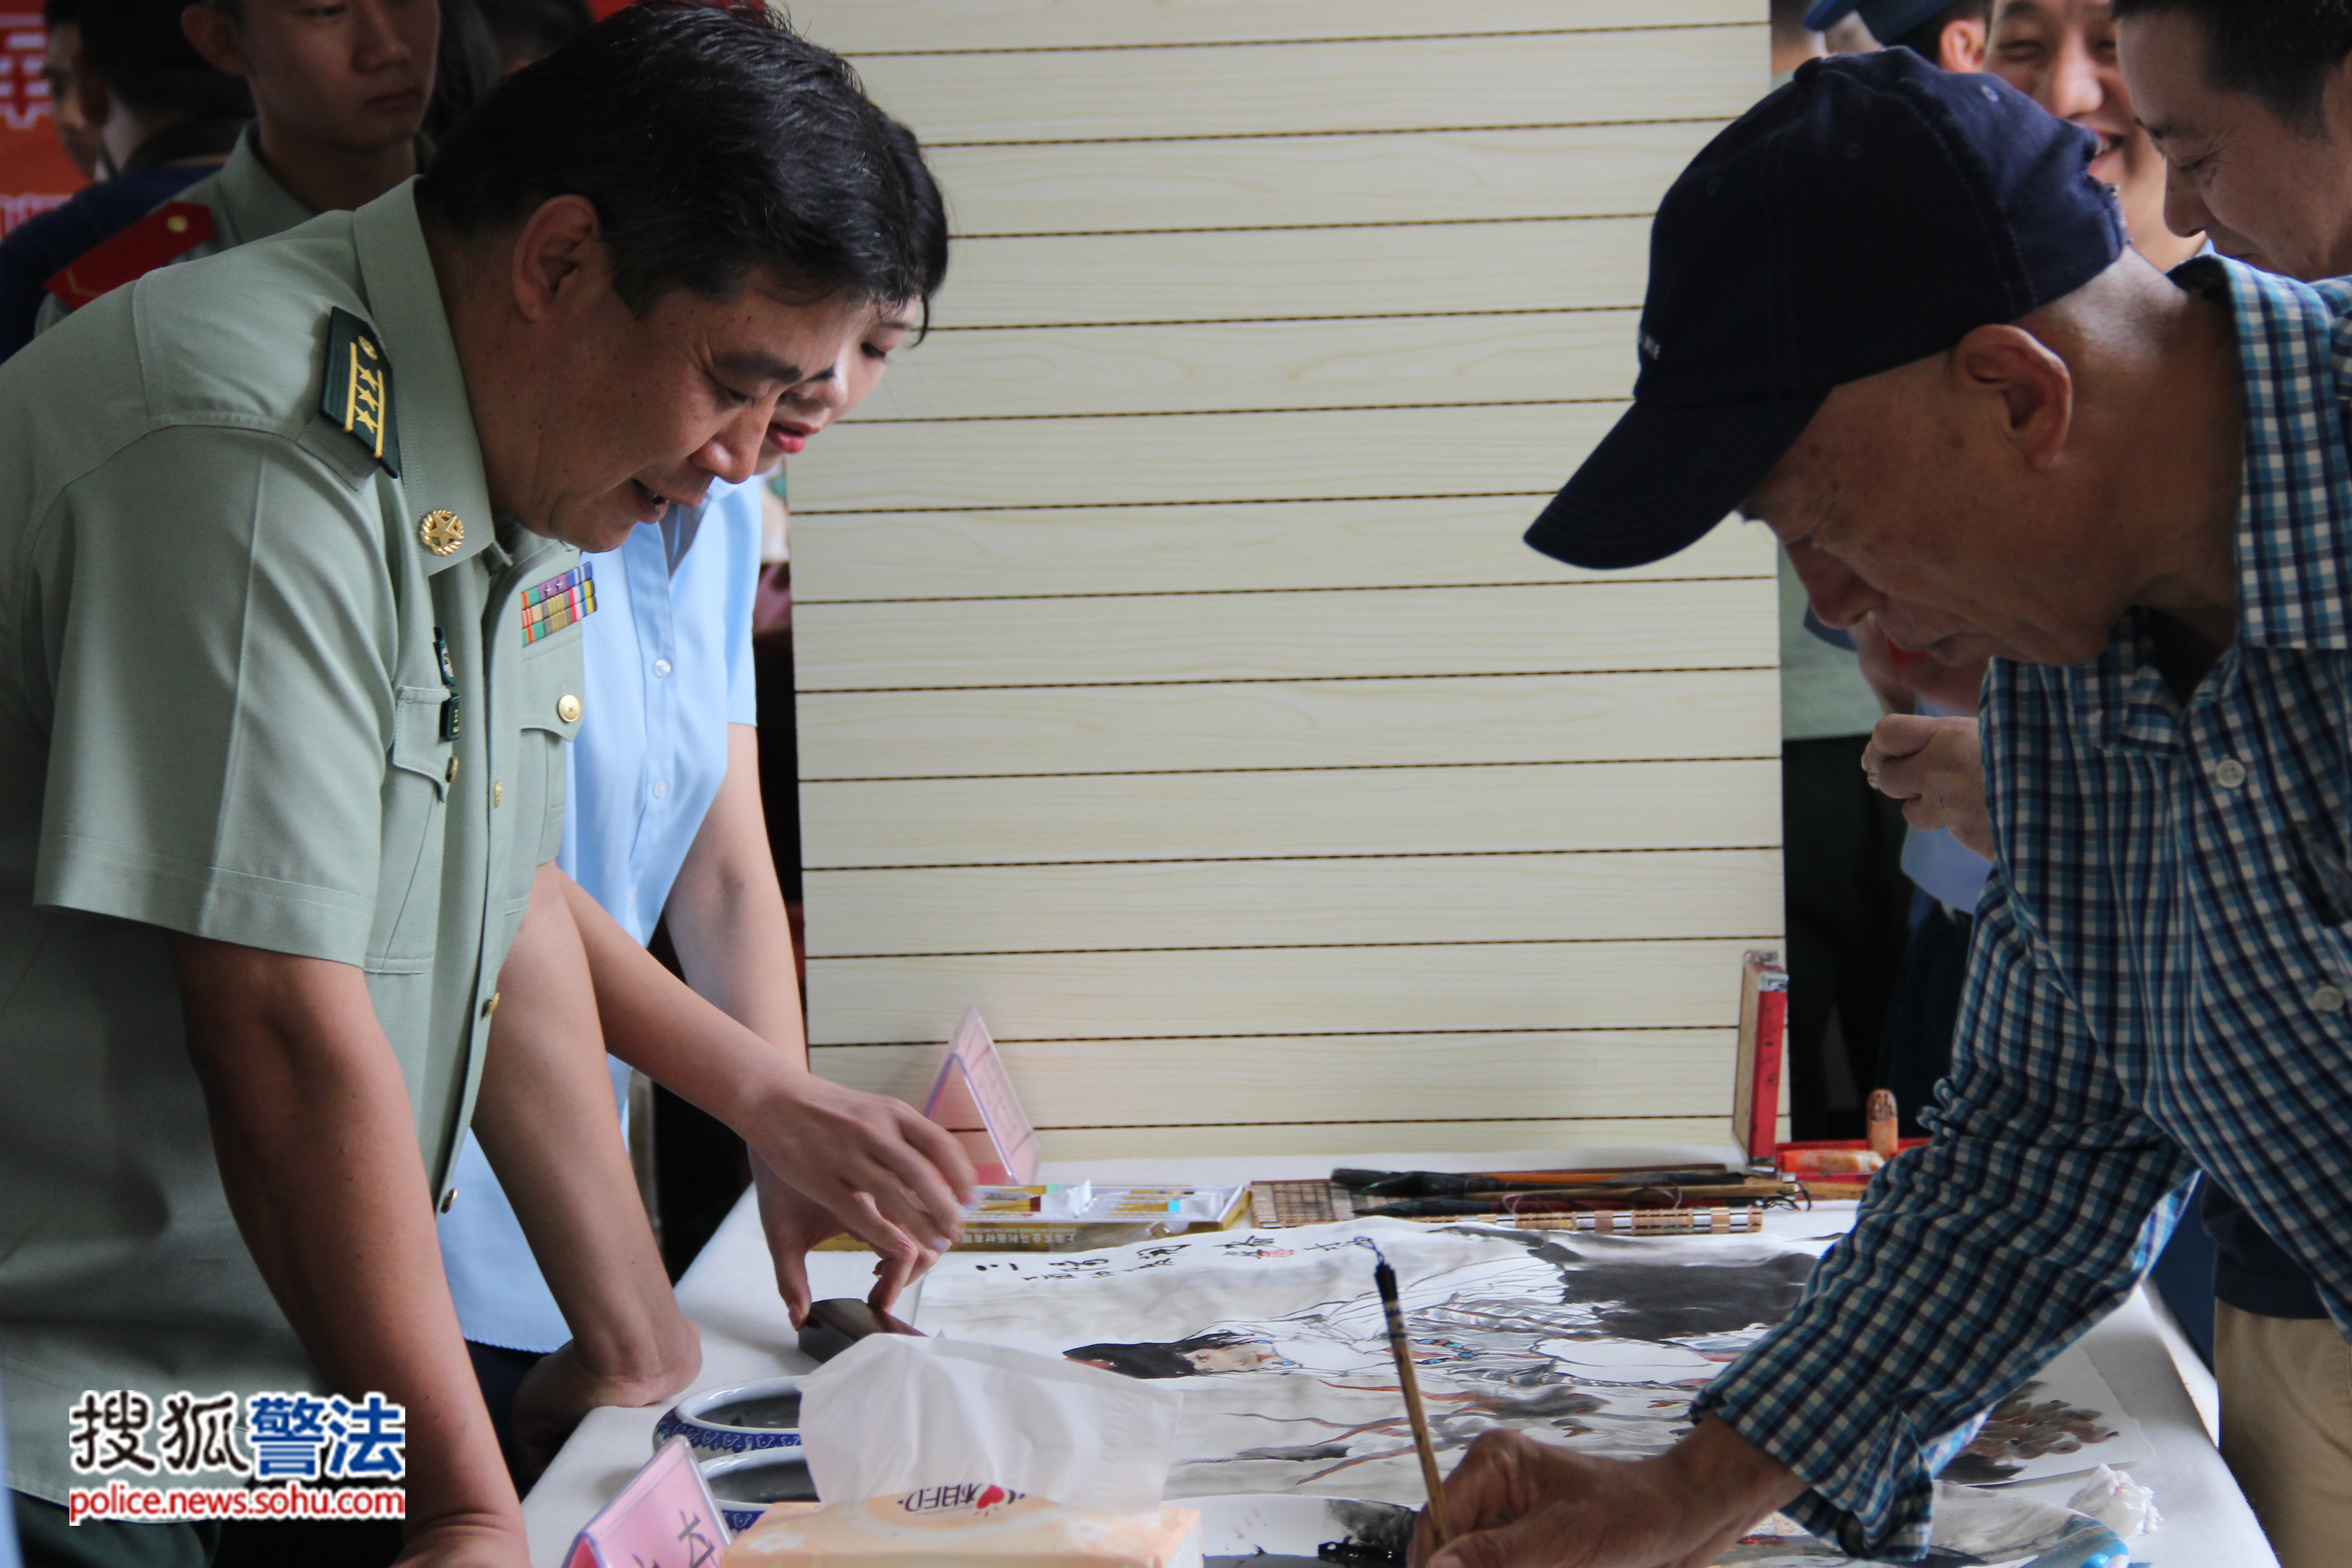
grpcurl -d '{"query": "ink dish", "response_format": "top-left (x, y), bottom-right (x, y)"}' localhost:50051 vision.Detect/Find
top-left (699, 1448), bottom-right (820, 1533)
top-left (653, 1376), bottom-right (806, 1460)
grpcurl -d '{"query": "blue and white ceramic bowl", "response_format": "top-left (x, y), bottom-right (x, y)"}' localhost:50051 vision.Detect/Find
top-left (652, 1376), bottom-right (805, 1462)
top-left (698, 1448), bottom-right (818, 1534)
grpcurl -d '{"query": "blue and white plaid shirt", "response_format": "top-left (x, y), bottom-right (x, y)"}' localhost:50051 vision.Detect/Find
top-left (1700, 256), bottom-right (2352, 1555)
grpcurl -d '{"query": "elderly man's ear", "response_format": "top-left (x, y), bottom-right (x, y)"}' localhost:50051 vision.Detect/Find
top-left (1949, 323), bottom-right (2074, 470)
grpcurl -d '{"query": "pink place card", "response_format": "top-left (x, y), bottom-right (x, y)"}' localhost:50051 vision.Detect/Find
top-left (923, 1008), bottom-right (1040, 1185)
top-left (566, 1437), bottom-right (728, 1568)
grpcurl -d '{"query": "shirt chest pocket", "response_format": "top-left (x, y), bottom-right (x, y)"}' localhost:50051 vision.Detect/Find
top-left (505, 645), bottom-right (582, 909)
top-left (367, 685), bottom-right (454, 972)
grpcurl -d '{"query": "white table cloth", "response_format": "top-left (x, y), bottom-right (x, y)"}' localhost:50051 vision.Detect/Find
top-left (522, 1144), bottom-right (2274, 1567)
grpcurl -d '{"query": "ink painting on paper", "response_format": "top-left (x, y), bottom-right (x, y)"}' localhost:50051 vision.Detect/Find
top-left (912, 1218), bottom-right (2146, 1509)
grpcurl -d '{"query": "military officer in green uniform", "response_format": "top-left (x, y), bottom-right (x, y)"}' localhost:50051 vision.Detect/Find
top-left (0, 9), bottom-right (970, 1565)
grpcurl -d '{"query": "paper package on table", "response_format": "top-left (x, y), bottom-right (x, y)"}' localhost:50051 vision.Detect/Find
top-left (721, 1335), bottom-right (1202, 1568)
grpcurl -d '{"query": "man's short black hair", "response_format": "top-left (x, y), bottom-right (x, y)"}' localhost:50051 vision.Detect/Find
top-left (43, 0), bottom-right (80, 30)
top-left (418, 2), bottom-right (936, 315)
top-left (1887, 0), bottom-right (1989, 61)
top-left (475, 0), bottom-right (592, 67)
top-left (77, 0), bottom-right (251, 121)
top-left (2111, 0), bottom-right (2352, 132)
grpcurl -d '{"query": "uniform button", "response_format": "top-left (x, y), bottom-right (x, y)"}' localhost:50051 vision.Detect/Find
top-left (2216, 758), bottom-right (2248, 789)
top-left (438, 1187), bottom-right (458, 1214)
top-left (652, 658), bottom-right (673, 679)
top-left (444, 756), bottom-right (459, 784)
top-left (557, 693), bottom-right (583, 724)
top-left (481, 990), bottom-right (501, 1019)
top-left (652, 780), bottom-right (670, 799)
top-left (2317, 985), bottom-right (2348, 1014)
top-left (492, 780), bottom-right (504, 807)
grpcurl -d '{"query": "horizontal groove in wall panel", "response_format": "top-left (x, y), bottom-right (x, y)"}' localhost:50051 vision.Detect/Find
top-left (794, 1), bottom-right (1756, 54)
top-left (790, 501), bottom-right (1773, 602)
top-left (802, 848), bottom-right (1781, 956)
top-left (852, 312), bottom-right (1638, 423)
top-left (797, 668), bottom-right (1780, 779)
top-left (795, 579), bottom-right (1772, 690)
top-left (851, 32), bottom-right (1759, 145)
top-left (804, 936), bottom-right (1771, 1043)
top-left (1023, 1117), bottom-right (1747, 1163)
top-left (809, 1030), bottom-right (1736, 1125)
top-left (926, 217), bottom-right (1648, 328)
top-left (929, 124), bottom-right (1715, 238)
top-left (788, 403), bottom-right (1622, 513)
top-left (798, 759), bottom-right (1782, 868)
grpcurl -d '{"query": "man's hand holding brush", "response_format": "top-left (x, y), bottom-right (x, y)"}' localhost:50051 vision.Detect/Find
top-left (1409, 1419), bottom-right (1803, 1568)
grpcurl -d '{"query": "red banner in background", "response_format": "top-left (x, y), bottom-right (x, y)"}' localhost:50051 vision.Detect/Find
top-left (0, 11), bottom-right (87, 235)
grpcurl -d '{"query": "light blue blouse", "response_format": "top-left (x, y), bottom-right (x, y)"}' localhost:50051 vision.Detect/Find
top-left (437, 477), bottom-right (764, 1352)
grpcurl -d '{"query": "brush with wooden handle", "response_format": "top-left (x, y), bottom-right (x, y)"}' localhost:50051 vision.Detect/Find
top-left (1354, 1238), bottom-right (1453, 1550)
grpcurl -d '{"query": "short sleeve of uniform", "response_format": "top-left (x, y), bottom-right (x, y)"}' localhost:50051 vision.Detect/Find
top-left (711, 477), bottom-right (761, 727)
top-left (33, 423), bottom-right (397, 963)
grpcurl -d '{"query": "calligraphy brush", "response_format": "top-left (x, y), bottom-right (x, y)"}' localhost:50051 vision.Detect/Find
top-left (1335, 1167), bottom-right (1738, 1198)
top-left (1353, 1238), bottom-right (1453, 1549)
top-left (1359, 1181), bottom-right (1793, 1219)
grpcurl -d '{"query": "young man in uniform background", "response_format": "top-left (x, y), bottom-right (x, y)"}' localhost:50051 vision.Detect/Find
top-left (0, 0), bottom-right (246, 357)
top-left (32, 0), bottom-right (437, 331)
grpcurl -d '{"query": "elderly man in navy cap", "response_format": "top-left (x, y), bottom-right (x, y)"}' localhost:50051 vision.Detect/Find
top-left (1414, 46), bottom-right (2351, 1568)
top-left (1806, 0), bottom-right (1989, 67)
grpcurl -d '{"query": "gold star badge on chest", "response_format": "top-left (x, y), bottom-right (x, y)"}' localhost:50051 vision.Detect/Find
top-left (418, 509), bottom-right (465, 556)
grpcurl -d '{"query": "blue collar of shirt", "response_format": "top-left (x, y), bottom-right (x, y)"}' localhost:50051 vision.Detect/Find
top-left (2057, 256), bottom-right (2352, 755)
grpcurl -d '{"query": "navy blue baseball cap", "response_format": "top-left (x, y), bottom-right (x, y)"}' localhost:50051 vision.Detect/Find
top-left (1526, 49), bottom-right (2124, 571)
top-left (1803, 0), bottom-right (1960, 41)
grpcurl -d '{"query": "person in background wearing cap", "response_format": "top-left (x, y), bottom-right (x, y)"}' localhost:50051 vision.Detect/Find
top-left (1416, 48), bottom-right (2352, 1566)
top-left (1805, 0), bottom-right (1989, 69)
top-left (0, 0), bottom-right (247, 359)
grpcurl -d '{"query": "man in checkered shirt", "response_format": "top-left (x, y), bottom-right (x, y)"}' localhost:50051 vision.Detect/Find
top-left (1419, 46), bottom-right (2352, 1568)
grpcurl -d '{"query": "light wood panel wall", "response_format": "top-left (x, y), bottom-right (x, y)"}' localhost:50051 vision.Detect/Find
top-left (783, 0), bottom-right (1779, 1161)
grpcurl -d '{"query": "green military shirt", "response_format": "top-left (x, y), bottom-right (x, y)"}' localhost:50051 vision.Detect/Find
top-left (0, 180), bottom-right (584, 1502)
